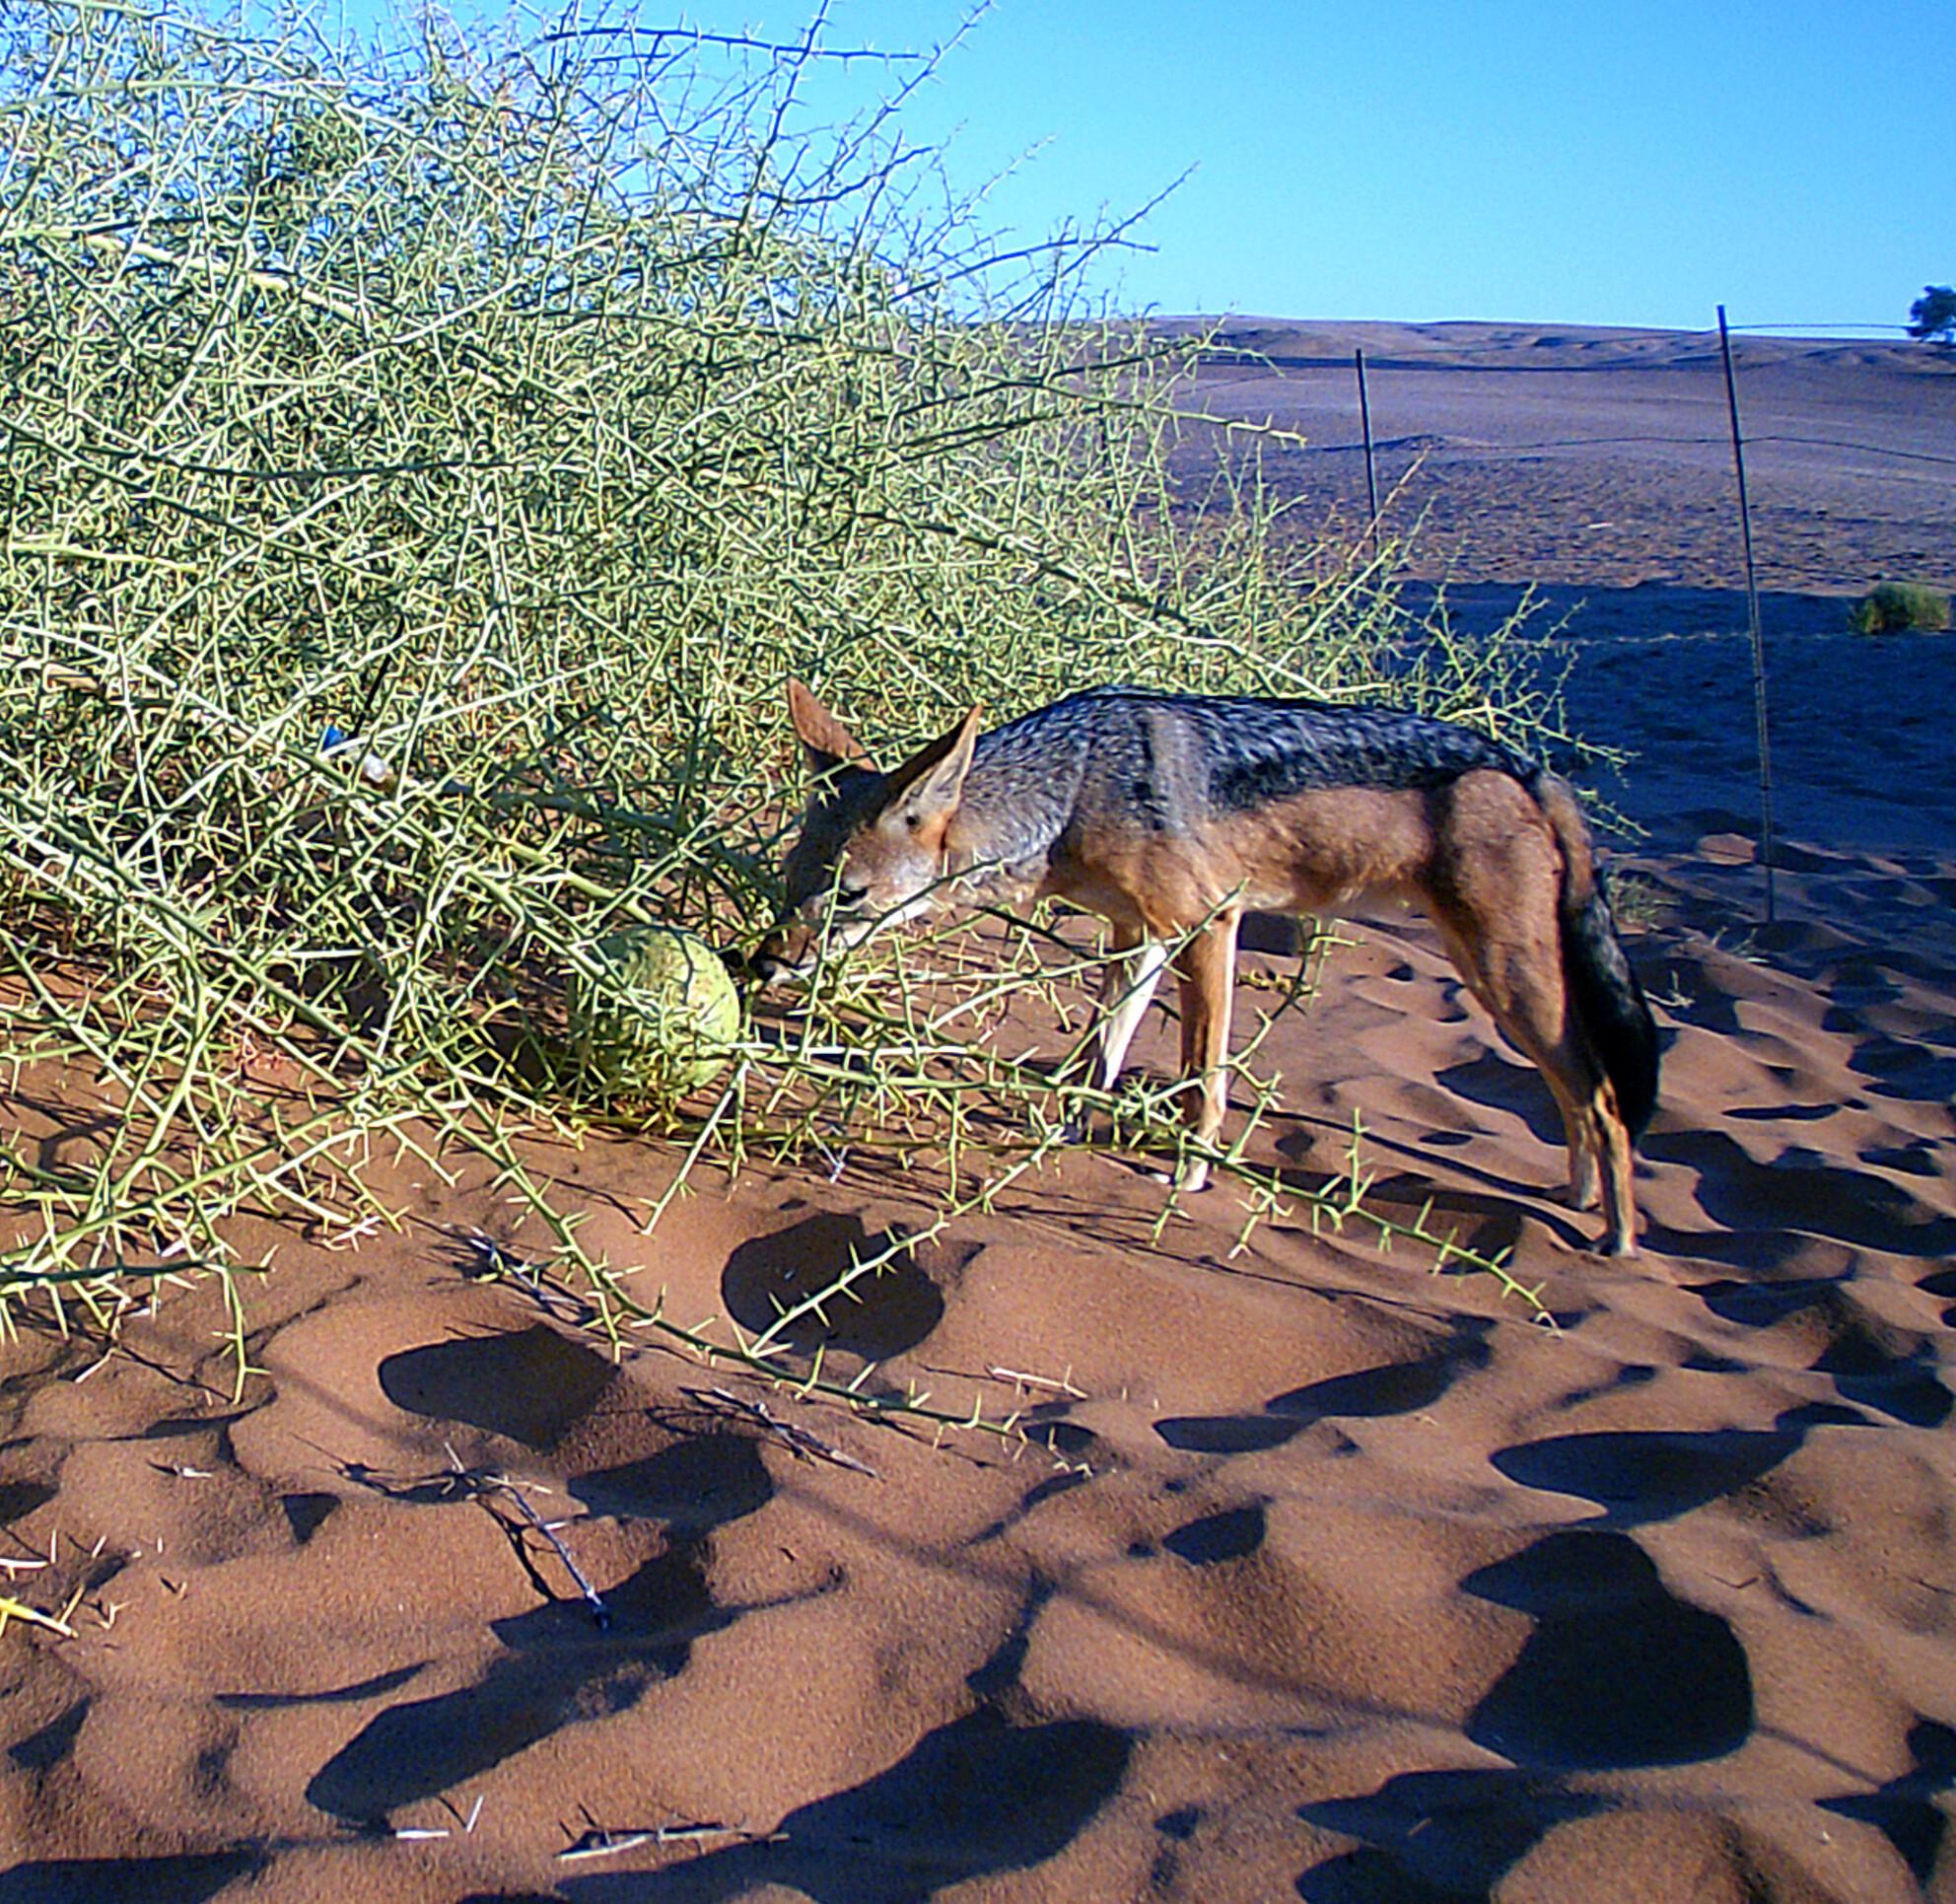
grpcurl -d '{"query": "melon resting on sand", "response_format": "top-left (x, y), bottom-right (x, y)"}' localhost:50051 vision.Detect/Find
top-left (568, 924), bottom-right (741, 1097)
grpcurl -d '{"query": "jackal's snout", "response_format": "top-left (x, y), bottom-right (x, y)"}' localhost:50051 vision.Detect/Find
top-left (751, 890), bottom-right (893, 984)
top-left (748, 916), bottom-right (816, 987)
top-left (757, 680), bottom-right (985, 987)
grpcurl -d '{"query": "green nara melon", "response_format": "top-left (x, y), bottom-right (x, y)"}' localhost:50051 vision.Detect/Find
top-left (569, 925), bottom-right (741, 1097)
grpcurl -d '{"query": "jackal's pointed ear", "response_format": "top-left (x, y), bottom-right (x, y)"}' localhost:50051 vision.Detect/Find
top-left (787, 679), bottom-right (871, 777)
top-left (882, 705), bottom-right (983, 830)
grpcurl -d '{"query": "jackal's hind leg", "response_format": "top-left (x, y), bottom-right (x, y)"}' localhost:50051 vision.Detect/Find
top-left (1513, 1060), bottom-right (1600, 1213)
top-left (1430, 897), bottom-right (1638, 1255)
top-left (1562, 1113), bottom-right (1602, 1214)
top-left (1584, 1083), bottom-right (1638, 1256)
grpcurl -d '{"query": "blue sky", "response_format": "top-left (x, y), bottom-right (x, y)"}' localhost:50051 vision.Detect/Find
top-left (340, 0), bottom-right (1946, 333)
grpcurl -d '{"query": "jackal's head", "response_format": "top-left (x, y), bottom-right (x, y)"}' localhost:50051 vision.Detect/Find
top-left (752, 681), bottom-right (983, 984)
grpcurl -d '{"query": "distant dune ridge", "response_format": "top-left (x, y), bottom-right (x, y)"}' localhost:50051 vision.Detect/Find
top-left (2, 323), bottom-right (1954, 1900)
top-left (1158, 317), bottom-right (1956, 597)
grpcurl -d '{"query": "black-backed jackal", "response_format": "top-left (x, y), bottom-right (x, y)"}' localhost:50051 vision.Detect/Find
top-left (755, 682), bottom-right (1660, 1255)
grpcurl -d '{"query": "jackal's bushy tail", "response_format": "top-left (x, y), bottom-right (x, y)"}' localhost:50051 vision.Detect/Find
top-left (1532, 774), bottom-right (1660, 1138)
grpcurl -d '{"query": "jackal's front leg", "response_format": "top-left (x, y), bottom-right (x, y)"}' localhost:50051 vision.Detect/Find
top-left (1058, 925), bottom-right (1167, 1143)
top-left (1169, 909), bottom-right (1241, 1194)
top-left (1091, 930), bottom-right (1169, 1091)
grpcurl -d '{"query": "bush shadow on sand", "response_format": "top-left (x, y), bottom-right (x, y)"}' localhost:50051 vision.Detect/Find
top-left (1156, 1316), bottom-right (1494, 1456)
top-left (306, 1432), bottom-right (784, 1828)
top-left (1295, 1527), bottom-right (1755, 1898)
top-left (720, 1212), bottom-right (945, 1366)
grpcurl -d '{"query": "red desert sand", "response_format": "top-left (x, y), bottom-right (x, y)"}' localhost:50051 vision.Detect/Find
top-left (2, 324), bottom-right (1953, 1901)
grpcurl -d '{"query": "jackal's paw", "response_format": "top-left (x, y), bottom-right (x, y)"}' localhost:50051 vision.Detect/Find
top-left (1561, 1167), bottom-right (1601, 1213)
top-left (1141, 1161), bottom-right (1210, 1192)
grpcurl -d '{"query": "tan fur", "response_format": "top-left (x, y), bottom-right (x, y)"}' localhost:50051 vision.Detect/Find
top-left (787, 679), bottom-right (870, 766)
top-left (761, 686), bottom-right (1646, 1254)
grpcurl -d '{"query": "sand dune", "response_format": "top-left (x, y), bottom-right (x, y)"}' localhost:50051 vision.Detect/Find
top-left (3, 325), bottom-right (1954, 1901)
top-left (1166, 318), bottom-right (1956, 597)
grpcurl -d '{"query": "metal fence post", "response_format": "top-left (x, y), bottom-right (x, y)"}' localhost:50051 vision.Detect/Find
top-left (1717, 305), bottom-right (1778, 924)
top-left (1355, 346), bottom-right (1380, 560)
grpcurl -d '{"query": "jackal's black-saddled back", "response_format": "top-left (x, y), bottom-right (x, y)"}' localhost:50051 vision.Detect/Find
top-left (967, 687), bottom-right (1537, 834)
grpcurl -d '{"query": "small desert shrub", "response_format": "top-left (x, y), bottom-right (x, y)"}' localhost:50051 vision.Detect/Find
top-left (1605, 873), bottom-right (1670, 935)
top-left (1850, 583), bottom-right (1952, 634)
top-left (0, 2), bottom-right (1561, 1388)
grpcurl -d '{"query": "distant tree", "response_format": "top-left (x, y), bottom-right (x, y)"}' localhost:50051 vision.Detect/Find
top-left (1908, 285), bottom-right (1956, 345)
